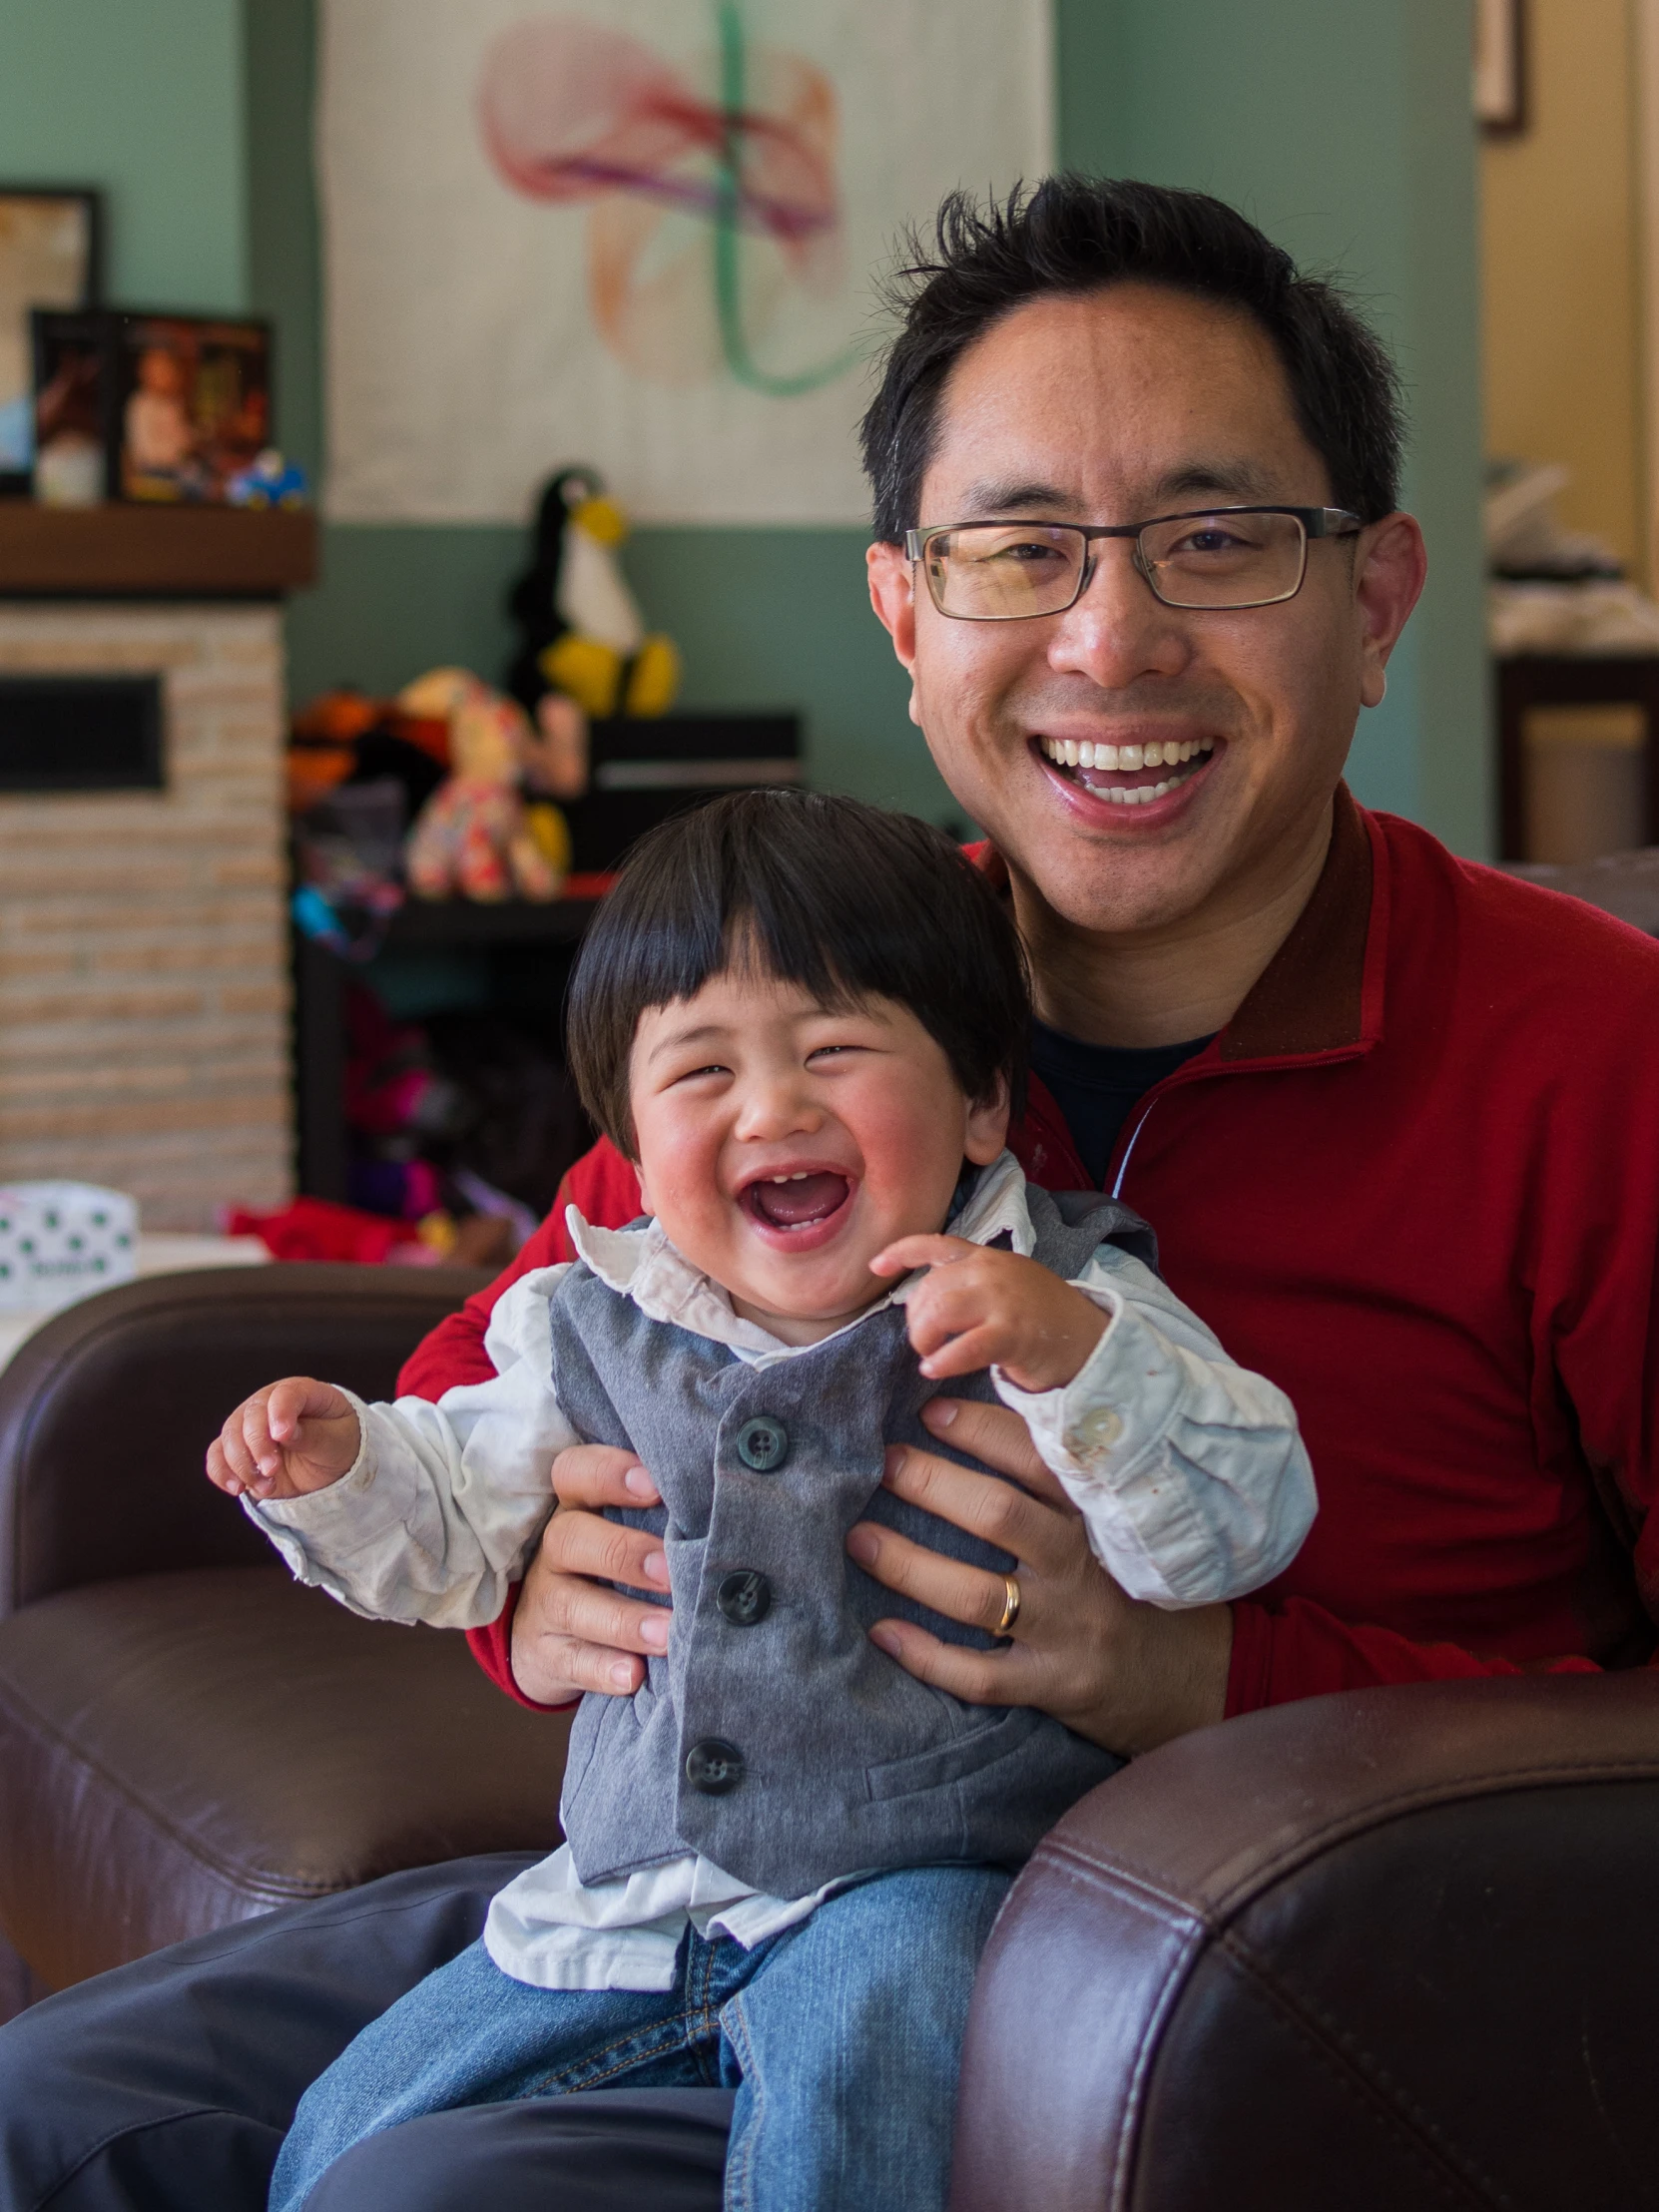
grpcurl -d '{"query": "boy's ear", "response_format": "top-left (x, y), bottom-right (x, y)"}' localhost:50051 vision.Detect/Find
top-left (963, 1076), bottom-right (1010, 1167)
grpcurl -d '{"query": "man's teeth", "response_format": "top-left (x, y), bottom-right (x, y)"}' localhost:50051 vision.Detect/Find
top-left (1038, 733), bottom-right (1215, 802)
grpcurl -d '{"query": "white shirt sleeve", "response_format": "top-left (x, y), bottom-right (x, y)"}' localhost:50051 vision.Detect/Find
top-left (993, 1243), bottom-right (1316, 1608)
top-left (246, 1266), bottom-right (583, 1628)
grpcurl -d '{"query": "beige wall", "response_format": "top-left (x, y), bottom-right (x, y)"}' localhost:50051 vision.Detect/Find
top-left (1481, 0), bottom-right (1647, 580)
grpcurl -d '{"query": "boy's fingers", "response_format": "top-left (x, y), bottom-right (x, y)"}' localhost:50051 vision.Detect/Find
top-left (869, 1233), bottom-right (976, 1278)
top-left (267, 1376), bottom-right (346, 1440)
top-left (205, 1438), bottom-right (243, 1496)
top-left (218, 1417), bottom-right (264, 1488)
top-left (551, 1441), bottom-right (661, 1509)
top-left (918, 1325), bottom-right (1004, 1380)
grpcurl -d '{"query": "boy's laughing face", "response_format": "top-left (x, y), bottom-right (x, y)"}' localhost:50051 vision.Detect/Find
top-left (628, 965), bottom-right (1008, 1346)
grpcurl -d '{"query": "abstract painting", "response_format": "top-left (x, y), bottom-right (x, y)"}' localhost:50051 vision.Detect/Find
top-left (318, 0), bottom-right (1051, 523)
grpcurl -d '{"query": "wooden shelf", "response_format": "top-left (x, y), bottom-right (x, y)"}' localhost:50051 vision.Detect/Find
top-left (0, 502), bottom-right (317, 598)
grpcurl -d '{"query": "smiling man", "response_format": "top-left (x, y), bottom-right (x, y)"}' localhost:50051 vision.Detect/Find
top-left (7, 178), bottom-right (1659, 2212)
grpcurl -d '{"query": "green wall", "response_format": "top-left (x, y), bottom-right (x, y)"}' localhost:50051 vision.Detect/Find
top-left (5, 0), bottom-right (1486, 848)
top-left (1057, 0), bottom-right (1489, 848)
top-left (0, 0), bottom-right (247, 308)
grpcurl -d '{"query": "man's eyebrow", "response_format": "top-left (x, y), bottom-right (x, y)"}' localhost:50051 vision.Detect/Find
top-left (945, 461), bottom-right (1290, 522)
top-left (1149, 459), bottom-right (1281, 506)
top-left (953, 478), bottom-right (1082, 518)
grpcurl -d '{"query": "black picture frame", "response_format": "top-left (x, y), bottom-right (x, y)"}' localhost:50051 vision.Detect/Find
top-left (31, 306), bottom-right (275, 508)
top-left (0, 186), bottom-right (102, 497)
top-left (1475, 0), bottom-right (1527, 138)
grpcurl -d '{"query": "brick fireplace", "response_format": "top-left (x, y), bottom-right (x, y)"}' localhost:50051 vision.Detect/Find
top-left (0, 600), bottom-right (292, 1231)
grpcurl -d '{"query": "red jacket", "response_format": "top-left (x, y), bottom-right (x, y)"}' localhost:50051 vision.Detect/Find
top-left (400, 791), bottom-right (1659, 1719)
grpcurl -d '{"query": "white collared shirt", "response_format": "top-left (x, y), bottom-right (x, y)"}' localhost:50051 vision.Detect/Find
top-left (252, 1150), bottom-right (1314, 1988)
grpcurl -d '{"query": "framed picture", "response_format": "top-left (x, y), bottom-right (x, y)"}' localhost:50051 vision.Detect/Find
top-left (112, 312), bottom-right (272, 503)
top-left (31, 307), bottom-right (115, 505)
top-left (30, 308), bottom-right (274, 506)
top-left (1475, 0), bottom-right (1527, 137)
top-left (0, 187), bottom-right (101, 495)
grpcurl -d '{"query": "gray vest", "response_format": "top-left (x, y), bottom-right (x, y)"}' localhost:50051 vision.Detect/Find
top-left (552, 1181), bottom-right (1151, 1898)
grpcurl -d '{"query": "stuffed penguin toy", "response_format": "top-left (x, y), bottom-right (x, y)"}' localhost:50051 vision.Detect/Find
top-left (505, 466), bottom-right (681, 725)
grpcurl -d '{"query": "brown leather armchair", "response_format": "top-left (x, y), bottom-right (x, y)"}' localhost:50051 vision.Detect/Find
top-left (2, 1269), bottom-right (1656, 2204)
top-left (0, 1266), bottom-right (570, 2013)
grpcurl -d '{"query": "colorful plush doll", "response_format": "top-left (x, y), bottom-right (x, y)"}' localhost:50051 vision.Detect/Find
top-left (403, 675), bottom-right (567, 903)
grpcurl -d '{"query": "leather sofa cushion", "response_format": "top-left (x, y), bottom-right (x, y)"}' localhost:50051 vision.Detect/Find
top-left (0, 1566), bottom-right (571, 1991)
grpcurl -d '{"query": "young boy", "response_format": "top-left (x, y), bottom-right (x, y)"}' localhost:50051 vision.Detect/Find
top-left (211, 791), bottom-right (1315, 2212)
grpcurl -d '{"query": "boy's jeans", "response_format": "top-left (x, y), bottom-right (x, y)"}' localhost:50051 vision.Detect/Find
top-left (270, 1863), bottom-right (1010, 2212)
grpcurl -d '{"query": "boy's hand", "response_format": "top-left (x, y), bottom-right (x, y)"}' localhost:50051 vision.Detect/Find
top-left (206, 1379), bottom-right (361, 1502)
top-left (870, 1237), bottom-right (1108, 1393)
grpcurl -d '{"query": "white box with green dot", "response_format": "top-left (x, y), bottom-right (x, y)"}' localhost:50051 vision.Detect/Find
top-left (0, 1184), bottom-right (138, 1311)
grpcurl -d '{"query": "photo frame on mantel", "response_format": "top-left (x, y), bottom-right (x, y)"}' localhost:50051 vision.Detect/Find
top-left (1474, 0), bottom-right (1527, 137)
top-left (0, 187), bottom-right (102, 496)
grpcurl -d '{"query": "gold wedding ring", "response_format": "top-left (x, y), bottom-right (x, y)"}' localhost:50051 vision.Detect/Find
top-left (995, 1574), bottom-right (1021, 1637)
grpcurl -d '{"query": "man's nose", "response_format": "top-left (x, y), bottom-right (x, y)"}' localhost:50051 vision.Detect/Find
top-left (1045, 537), bottom-right (1190, 689)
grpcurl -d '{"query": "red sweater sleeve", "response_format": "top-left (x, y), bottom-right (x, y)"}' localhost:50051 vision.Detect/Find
top-left (392, 1136), bottom-right (642, 1708)
top-left (396, 1138), bottom-right (642, 1397)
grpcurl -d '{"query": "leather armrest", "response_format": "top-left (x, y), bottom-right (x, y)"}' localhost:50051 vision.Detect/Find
top-left (0, 1264), bottom-right (488, 1617)
top-left (949, 1673), bottom-right (1659, 2212)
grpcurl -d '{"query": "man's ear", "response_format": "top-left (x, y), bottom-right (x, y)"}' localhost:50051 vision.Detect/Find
top-left (866, 541), bottom-right (922, 727)
top-left (963, 1076), bottom-right (1011, 1167)
top-left (1355, 512), bottom-right (1426, 710)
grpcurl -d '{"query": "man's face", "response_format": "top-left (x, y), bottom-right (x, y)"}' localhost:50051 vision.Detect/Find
top-left (867, 284), bottom-right (1423, 940)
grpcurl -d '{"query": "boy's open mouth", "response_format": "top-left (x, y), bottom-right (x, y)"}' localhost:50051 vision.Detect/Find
top-left (741, 1171), bottom-right (851, 1232)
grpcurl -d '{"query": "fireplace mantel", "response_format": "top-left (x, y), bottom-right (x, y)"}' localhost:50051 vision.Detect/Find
top-left (0, 504), bottom-right (316, 598)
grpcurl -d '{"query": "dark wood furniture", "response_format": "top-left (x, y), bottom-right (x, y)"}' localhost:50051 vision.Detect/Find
top-left (1495, 651), bottom-right (1659, 860)
top-left (293, 894), bottom-right (601, 1200)
top-left (0, 502), bottom-right (316, 597)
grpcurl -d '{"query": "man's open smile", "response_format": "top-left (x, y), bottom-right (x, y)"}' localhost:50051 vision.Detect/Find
top-left (1033, 732), bottom-right (1221, 815)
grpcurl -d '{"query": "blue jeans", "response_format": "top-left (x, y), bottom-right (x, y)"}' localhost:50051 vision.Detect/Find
top-left (270, 1863), bottom-right (1011, 2212)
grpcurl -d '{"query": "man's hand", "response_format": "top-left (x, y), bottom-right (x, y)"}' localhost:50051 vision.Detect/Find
top-left (845, 1397), bottom-right (1232, 1757)
top-left (206, 1379), bottom-right (360, 1502)
top-left (508, 1445), bottom-right (673, 1705)
top-left (871, 1236), bottom-right (1107, 1391)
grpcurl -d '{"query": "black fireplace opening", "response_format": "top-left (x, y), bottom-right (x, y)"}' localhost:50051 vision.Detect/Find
top-left (0, 675), bottom-right (164, 793)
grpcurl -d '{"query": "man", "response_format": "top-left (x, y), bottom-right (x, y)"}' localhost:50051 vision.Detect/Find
top-left (5, 177), bottom-right (1656, 2212)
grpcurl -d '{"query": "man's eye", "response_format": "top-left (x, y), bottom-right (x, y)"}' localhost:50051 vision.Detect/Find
top-left (985, 538), bottom-right (1067, 567)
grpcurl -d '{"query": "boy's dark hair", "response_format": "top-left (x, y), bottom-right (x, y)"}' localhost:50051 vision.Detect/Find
top-left (566, 789), bottom-right (1028, 1159)
top-left (859, 176), bottom-right (1404, 542)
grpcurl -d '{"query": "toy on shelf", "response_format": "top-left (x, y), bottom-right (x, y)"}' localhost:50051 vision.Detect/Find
top-left (226, 446), bottom-right (309, 508)
top-left (505, 465), bottom-right (681, 744)
top-left (401, 668), bottom-right (571, 902)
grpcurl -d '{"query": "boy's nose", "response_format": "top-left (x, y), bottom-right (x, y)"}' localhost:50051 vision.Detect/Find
top-left (734, 1073), bottom-right (822, 1140)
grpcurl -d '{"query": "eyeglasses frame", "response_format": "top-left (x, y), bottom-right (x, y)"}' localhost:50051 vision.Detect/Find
top-left (902, 505), bottom-right (1365, 619)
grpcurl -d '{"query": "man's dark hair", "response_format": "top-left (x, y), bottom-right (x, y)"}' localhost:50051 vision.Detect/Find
top-left (860, 176), bottom-right (1404, 541)
top-left (566, 789), bottom-right (1029, 1158)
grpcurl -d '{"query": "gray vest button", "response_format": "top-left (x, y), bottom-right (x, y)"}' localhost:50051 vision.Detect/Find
top-left (685, 1738), bottom-right (746, 1794)
top-left (716, 1569), bottom-right (772, 1626)
top-left (736, 1415), bottom-right (789, 1470)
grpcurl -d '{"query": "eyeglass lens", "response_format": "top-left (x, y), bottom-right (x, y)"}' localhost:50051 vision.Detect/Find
top-left (921, 512), bottom-right (1311, 618)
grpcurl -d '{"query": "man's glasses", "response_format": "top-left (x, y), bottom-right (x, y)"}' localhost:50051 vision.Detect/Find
top-left (903, 507), bottom-right (1363, 621)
